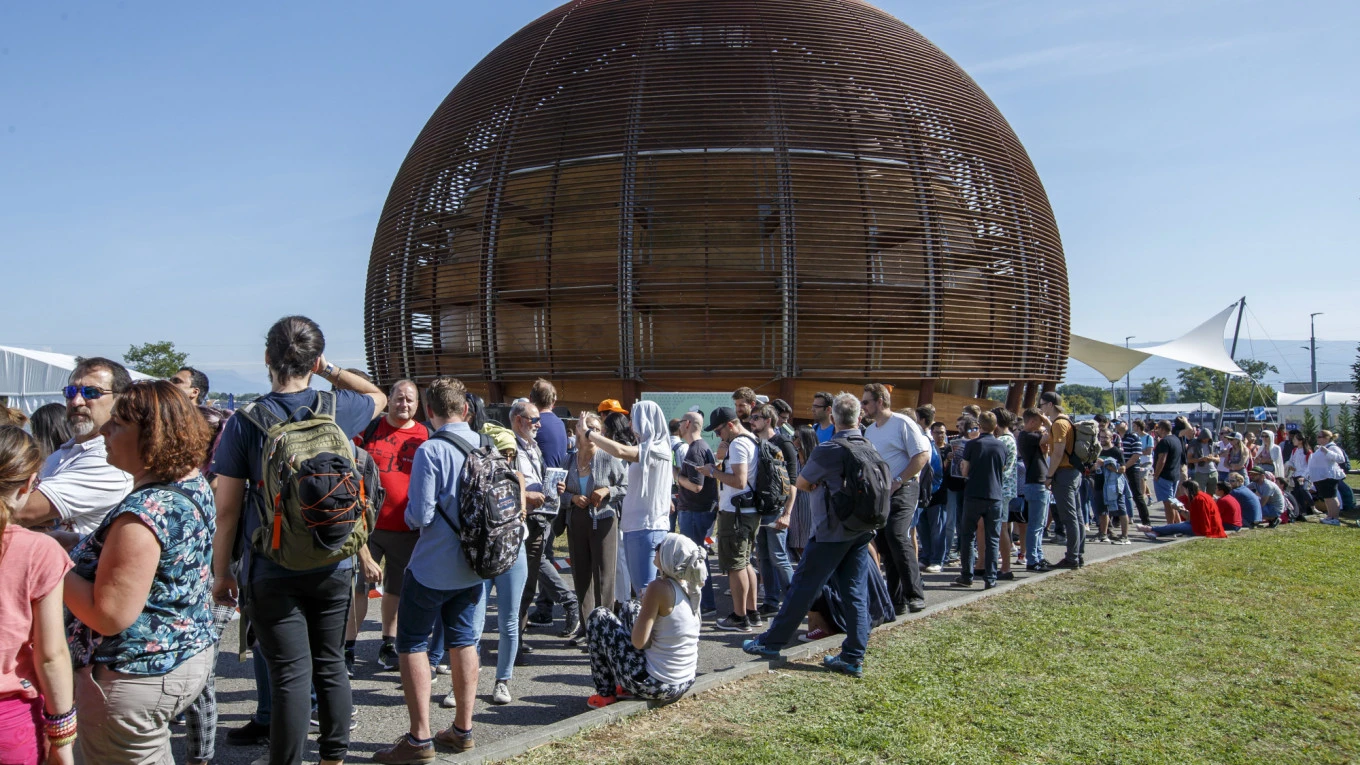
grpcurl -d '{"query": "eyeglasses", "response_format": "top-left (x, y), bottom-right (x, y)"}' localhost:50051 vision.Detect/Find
top-left (64, 385), bottom-right (114, 401)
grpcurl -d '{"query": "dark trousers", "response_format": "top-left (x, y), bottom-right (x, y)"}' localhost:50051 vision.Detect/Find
top-left (566, 508), bottom-right (619, 618)
top-left (519, 515), bottom-right (567, 627)
top-left (876, 480), bottom-right (925, 608)
top-left (760, 532), bottom-right (875, 663)
top-left (245, 567), bottom-right (352, 765)
top-left (1126, 466), bottom-right (1151, 525)
top-left (959, 498), bottom-right (1004, 585)
top-left (534, 522), bottom-right (578, 613)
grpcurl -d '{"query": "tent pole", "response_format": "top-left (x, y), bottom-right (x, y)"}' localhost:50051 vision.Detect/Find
top-left (1216, 297), bottom-right (1246, 433)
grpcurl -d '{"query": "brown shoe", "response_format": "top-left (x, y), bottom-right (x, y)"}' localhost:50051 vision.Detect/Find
top-left (434, 725), bottom-right (474, 753)
top-left (373, 733), bottom-right (436, 764)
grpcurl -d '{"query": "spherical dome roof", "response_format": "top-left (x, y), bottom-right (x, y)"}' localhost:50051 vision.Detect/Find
top-left (365, 0), bottom-right (1069, 395)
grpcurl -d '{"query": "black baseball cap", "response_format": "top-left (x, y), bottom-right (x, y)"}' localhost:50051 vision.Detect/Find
top-left (705, 406), bottom-right (738, 433)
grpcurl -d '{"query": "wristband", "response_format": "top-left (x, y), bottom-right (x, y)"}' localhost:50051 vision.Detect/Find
top-left (43, 707), bottom-right (77, 746)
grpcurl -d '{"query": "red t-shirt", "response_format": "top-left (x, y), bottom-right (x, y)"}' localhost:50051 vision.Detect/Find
top-left (1215, 494), bottom-right (1242, 529)
top-left (358, 419), bottom-right (430, 532)
top-left (1185, 492), bottom-right (1227, 538)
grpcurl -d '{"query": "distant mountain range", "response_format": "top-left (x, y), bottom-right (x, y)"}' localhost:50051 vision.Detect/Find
top-left (1065, 339), bottom-right (1357, 392)
top-left (193, 341), bottom-right (1357, 395)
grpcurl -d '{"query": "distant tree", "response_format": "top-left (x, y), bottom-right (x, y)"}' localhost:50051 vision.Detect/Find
top-left (1338, 404), bottom-right (1355, 459)
top-left (1140, 377), bottom-right (1169, 405)
top-left (1351, 343), bottom-right (1360, 395)
top-left (123, 341), bottom-right (188, 379)
top-left (1302, 408), bottom-right (1318, 448)
top-left (1058, 384), bottom-right (1113, 415)
top-left (1319, 401), bottom-right (1333, 433)
top-left (985, 386), bottom-right (1008, 404)
top-left (1176, 359), bottom-right (1278, 411)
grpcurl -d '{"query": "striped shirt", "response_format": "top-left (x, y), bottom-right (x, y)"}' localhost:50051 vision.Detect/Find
top-left (1121, 431), bottom-right (1143, 467)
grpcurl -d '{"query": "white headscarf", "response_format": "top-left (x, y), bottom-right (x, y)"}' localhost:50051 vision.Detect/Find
top-left (628, 400), bottom-right (674, 516)
top-left (656, 532), bottom-right (707, 612)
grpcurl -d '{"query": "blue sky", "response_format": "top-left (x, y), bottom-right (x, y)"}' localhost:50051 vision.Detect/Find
top-left (2, 0), bottom-right (1356, 392)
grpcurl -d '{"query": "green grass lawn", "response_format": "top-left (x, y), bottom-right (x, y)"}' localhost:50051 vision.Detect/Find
top-left (508, 525), bottom-right (1360, 765)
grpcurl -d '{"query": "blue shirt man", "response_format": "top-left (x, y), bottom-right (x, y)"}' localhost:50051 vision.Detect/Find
top-left (404, 421), bottom-right (485, 592)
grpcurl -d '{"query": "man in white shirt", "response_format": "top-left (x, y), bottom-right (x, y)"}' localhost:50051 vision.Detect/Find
top-left (861, 384), bottom-right (931, 614)
top-left (699, 406), bottom-right (761, 632)
top-left (14, 357), bottom-right (134, 539)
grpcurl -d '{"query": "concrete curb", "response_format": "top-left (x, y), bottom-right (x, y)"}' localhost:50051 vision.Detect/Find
top-left (437, 534), bottom-right (1195, 764)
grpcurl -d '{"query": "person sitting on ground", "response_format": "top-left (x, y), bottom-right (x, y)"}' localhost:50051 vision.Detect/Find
top-left (0, 427), bottom-right (75, 765)
top-left (1226, 471), bottom-right (1263, 529)
top-left (65, 381), bottom-right (218, 764)
top-left (801, 542), bottom-right (895, 643)
top-left (585, 533), bottom-right (703, 709)
top-left (1136, 480), bottom-right (1226, 540)
top-left (1212, 481), bottom-right (1243, 531)
top-left (1246, 467), bottom-right (1284, 526)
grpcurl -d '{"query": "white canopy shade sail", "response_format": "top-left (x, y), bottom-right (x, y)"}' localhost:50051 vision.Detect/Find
top-left (1070, 303), bottom-right (1249, 383)
top-left (1, 346), bottom-right (154, 415)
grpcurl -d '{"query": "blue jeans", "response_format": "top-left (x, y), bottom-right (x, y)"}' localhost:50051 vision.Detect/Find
top-left (427, 613), bottom-right (447, 669)
top-left (676, 510), bottom-right (717, 611)
top-left (1151, 521), bottom-right (1193, 537)
top-left (756, 526), bottom-right (794, 608)
top-left (944, 489), bottom-right (966, 561)
top-left (622, 528), bottom-right (668, 599)
top-left (918, 501), bottom-right (947, 566)
top-left (474, 550), bottom-right (527, 681)
top-left (959, 498), bottom-right (1004, 585)
top-left (1023, 483), bottom-right (1050, 566)
top-left (759, 532), bottom-right (876, 663)
top-left (1154, 477), bottom-right (1178, 503)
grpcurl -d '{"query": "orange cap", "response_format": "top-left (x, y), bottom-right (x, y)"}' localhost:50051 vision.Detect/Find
top-left (597, 399), bottom-right (628, 414)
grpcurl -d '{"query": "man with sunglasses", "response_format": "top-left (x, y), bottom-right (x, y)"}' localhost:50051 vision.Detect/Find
top-left (510, 400), bottom-right (576, 663)
top-left (15, 357), bottom-right (134, 537)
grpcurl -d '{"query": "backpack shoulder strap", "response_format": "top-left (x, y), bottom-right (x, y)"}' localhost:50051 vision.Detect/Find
top-left (423, 423), bottom-right (435, 438)
top-left (313, 390), bottom-right (337, 419)
top-left (360, 417), bottom-right (383, 447)
top-left (237, 401), bottom-right (284, 435)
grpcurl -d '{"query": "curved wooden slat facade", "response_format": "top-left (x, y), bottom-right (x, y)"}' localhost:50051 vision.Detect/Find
top-left (365, 0), bottom-right (1070, 411)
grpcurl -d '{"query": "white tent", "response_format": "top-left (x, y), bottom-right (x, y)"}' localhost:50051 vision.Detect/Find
top-left (0, 346), bottom-right (153, 416)
top-left (1069, 303), bottom-right (1248, 383)
top-left (1276, 391), bottom-right (1360, 429)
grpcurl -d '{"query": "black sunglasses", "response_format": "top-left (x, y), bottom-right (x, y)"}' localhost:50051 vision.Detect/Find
top-left (64, 385), bottom-right (114, 401)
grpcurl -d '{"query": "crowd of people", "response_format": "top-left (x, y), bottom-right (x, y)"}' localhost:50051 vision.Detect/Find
top-left (0, 314), bottom-right (1352, 765)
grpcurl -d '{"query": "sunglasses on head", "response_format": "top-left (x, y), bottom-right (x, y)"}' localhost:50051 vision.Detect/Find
top-left (64, 385), bottom-right (114, 401)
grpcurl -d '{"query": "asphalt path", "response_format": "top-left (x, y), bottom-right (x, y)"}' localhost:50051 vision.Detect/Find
top-left (182, 519), bottom-right (1171, 764)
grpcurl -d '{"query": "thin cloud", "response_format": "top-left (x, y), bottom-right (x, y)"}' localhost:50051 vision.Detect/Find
top-left (966, 35), bottom-right (1264, 80)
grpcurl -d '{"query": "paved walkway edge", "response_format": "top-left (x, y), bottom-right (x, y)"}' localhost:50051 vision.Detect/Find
top-left (440, 535), bottom-right (1193, 764)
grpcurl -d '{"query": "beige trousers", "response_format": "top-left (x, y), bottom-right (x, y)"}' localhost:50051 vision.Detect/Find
top-left (74, 648), bottom-right (213, 765)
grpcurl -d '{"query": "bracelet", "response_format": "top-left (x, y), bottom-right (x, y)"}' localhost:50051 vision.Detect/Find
top-left (43, 707), bottom-right (77, 745)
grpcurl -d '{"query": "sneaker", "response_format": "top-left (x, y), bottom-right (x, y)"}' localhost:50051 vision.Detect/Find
top-left (1320, 517), bottom-right (1342, 526)
top-left (746, 611), bottom-right (765, 628)
top-left (226, 720), bottom-right (271, 746)
top-left (491, 680), bottom-right (512, 705)
top-left (1142, 530), bottom-right (1159, 540)
top-left (996, 571), bottom-right (1015, 581)
top-left (1052, 557), bottom-right (1081, 569)
top-left (741, 638), bottom-right (781, 657)
top-left (344, 648), bottom-right (356, 678)
top-left (700, 606), bottom-right (718, 618)
top-left (377, 641), bottom-right (400, 672)
top-left (950, 577), bottom-right (974, 588)
top-left (440, 691), bottom-right (457, 709)
top-left (435, 663), bottom-right (451, 675)
top-left (527, 609), bottom-right (554, 626)
top-left (715, 614), bottom-right (750, 632)
top-left (374, 733), bottom-right (435, 764)
top-left (798, 628), bottom-right (831, 642)
top-left (906, 598), bottom-right (926, 613)
top-left (1026, 561), bottom-right (1052, 572)
top-left (757, 603), bottom-right (780, 617)
top-left (1096, 535), bottom-right (1109, 543)
top-left (558, 603), bottom-right (581, 638)
top-left (822, 653), bottom-right (863, 678)
top-left (1113, 536), bottom-right (1132, 545)
top-left (924, 564), bottom-right (943, 573)
top-left (433, 725), bottom-right (474, 753)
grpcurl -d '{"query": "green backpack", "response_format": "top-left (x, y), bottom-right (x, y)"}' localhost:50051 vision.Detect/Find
top-left (238, 391), bottom-right (374, 570)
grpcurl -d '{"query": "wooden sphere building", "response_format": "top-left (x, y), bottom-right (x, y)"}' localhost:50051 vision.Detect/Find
top-left (365, 0), bottom-right (1070, 415)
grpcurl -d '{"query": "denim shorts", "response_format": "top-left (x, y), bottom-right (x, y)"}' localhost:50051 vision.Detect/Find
top-left (396, 575), bottom-right (485, 654)
top-left (1154, 477), bottom-right (1178, 502)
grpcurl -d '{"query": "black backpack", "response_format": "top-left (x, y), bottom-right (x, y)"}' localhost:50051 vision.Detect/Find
top-left (828, 433), bottom-right (893, 532)
top-left (736, 434), bottom-right (792, 519)
top-left (431, 431), bottom-right (524, 579)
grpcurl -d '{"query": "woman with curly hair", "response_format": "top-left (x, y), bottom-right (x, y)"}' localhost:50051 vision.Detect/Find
top-left (64, 381), bottom-right (218, 763)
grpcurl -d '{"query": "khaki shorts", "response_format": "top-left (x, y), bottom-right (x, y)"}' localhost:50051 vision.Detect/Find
top-left (367, 528), bottom-right (420, 594)
top-left (717, 511), bottom-right (761, 572)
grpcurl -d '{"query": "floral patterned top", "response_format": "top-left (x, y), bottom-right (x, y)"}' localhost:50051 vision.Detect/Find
top-left (998, 433), bottom-right (1018, 501)
top-left (67, 475), bottom-right (216, 675)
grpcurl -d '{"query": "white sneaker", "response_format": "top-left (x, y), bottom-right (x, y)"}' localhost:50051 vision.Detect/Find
top-left (492, 680), bottom-right (512, 705)
top-left (440, 691), bottom-right (457, 709)
top-left (924, 564), bottom-right (942, 573)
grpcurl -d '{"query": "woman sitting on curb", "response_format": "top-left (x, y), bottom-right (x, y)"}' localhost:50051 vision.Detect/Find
top-left (585, 533), bottom-right (704, 709)
top-left (1136, 480), bottom-right (1227, 540)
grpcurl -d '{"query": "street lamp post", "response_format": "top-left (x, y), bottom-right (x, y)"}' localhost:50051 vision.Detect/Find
top-left (1310, 313), bottom-right (1323, 393)
top-left (1125, 336), bottom-right (1135, 426)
